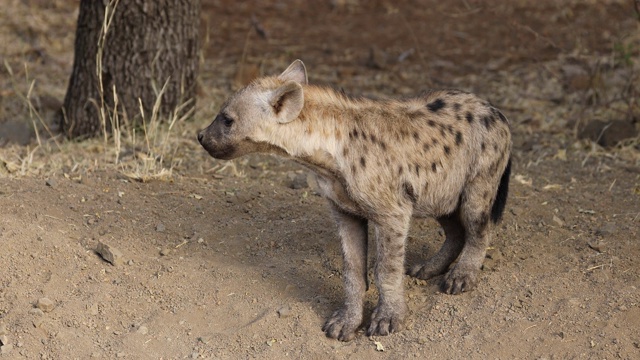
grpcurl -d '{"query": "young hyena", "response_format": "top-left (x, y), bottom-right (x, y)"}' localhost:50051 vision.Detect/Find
top-left (198, 60), bottom-right (512, 341)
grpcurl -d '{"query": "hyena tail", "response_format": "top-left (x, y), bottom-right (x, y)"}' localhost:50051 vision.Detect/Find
top-left (490, 157), bottom-right (511, 224)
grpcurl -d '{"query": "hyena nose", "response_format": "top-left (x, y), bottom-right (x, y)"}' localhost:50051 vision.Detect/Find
top-left (197, 131), bottom-right (204, 145)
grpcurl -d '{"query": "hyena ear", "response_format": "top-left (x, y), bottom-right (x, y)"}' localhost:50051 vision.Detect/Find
top-left (278, 59), bottom-right (308, 85)
top-left (270, 81), bottom-right (304, 124)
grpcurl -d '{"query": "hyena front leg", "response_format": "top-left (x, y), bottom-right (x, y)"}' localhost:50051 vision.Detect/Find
top-left (322, 204), bottom-right (368, 341)
top-left (442, 182), bottom-right (493, 294)
top-left (409, 212), bottom-right (465, 280)
top-left (367, 213), bottom-right (410, 336)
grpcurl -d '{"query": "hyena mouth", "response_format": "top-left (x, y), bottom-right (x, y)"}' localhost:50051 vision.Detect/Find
top-left (206, 145), bottom-right (237, 160)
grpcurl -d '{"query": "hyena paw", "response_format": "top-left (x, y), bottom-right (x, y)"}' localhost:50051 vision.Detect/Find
top-left (441, 265), bottom-right (478, 295)
top-left (408, 263), bottom-right (446, 280)
top-left (366, 304), bottom-right (405, 336)
top-left (322, 308), bottom-right (362, 341)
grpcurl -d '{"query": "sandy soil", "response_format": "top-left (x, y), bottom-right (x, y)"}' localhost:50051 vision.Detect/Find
top-left (1, 0), bottom-right (639, 359)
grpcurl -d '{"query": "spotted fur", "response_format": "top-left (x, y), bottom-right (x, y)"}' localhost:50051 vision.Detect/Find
top-left (198, 60), bottom-right (512, 341)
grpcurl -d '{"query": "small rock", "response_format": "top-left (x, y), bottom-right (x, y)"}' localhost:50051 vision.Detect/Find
top-left (96, 241), bottom-right (124, 266)
top-left (89, 303), bottom-right (99, 316)
top-left (32, 318), bottom-right (44, 328)
top-left (595, 222), bottom-right (617, 237)
top-left (588, 240), bottom-right (606, 253)
top-left (136, 325), bottom-right (148, 335)
top-left (45, 179), bottom-right (56, 188)
top-left (578, 119), bottom-right (638, 147)
top-left (0, 344), bottom-right (13, 355)
top-left (287, 172), bottom-right (308, 190)
top-left (417, 336), bottom-right (428, 344)
top-left (36, 297), bottom-right (55, 313)
top-left (116, 352), bottom-right (126, 358)
top-left (276, 305), bottom-right (291, 318)
top-left (0, 335), bottom-right (8, 346)
top-left (0, 322), bottom-right (6, 335)
top-left (155, 223), bottom-right (166, 232)
top-left (29, 308), bottom-right (44, 316)
top-left (160, 249), bottom-right (171, 256)
top-left (552, 215), bottom-right (564, 227)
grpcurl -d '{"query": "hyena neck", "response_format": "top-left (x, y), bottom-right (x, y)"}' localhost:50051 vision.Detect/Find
top-left (264, 86), bottom-right (355, 175)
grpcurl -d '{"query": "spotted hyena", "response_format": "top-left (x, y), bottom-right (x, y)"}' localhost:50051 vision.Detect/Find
top-left (198, 60), bottom-right (512, 341)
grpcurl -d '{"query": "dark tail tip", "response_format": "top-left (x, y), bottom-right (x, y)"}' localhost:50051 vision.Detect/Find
top-left (491, 157), bottom-right (511, 224)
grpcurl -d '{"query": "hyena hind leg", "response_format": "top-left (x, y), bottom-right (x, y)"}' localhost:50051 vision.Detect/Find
top-left (441, 184), bottom-right (494, 295)
top-left (408, 212), bottom-right (465, 280)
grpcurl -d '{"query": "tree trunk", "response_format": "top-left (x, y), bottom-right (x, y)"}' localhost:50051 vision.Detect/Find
top-left (57, 0), bottom-right (200, 139)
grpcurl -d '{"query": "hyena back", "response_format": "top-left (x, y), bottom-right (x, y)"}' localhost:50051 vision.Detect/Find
top-left (198, 60), bottom-right (512, 341)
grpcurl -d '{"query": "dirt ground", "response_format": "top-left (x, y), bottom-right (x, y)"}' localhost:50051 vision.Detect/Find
top-left (1, 0), bottom-right (640, 359)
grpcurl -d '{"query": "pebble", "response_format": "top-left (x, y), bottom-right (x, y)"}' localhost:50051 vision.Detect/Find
top-left (160, 249), bottom-right (171, 256)
top-left (595, 222), bottom-right (617, 237)
top-left (0, 335), bottom-right (8, 345)
top-left (32, 318), bottom-right (44, 328)
top-left (36, 297), bottom-right (55, 313)
top-left (552, 215), bottom-right (564, 227)
top-left (588, 240), bottom-right (606, 253)
top-left (89, 303), bottom-right (99, 316)
top-left (96, 241), bottom-right (124, 266)
top-left (0, 344), bottom-right (12, 355)
top-left (276, 305), bottom-right (291, 318)
top-left (155, 223), bottom-right (166, 232)
top-left (136, 326), bottom-right (148, 335)
top-left (45, 179), bottom-right (56, 188)
top-left (29, 308), bottom-right (44, 316)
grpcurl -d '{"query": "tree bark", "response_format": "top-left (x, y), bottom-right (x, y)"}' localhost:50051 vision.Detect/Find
top-left (57, 0), bottom-right (200, 139)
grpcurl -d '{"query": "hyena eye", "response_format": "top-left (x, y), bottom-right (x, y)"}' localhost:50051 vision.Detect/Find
top-left (217, 113), bottom-right (234, 128)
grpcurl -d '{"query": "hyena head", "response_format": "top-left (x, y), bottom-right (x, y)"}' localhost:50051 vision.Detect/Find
top-left (198, 60), bottom-right (308, 160)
